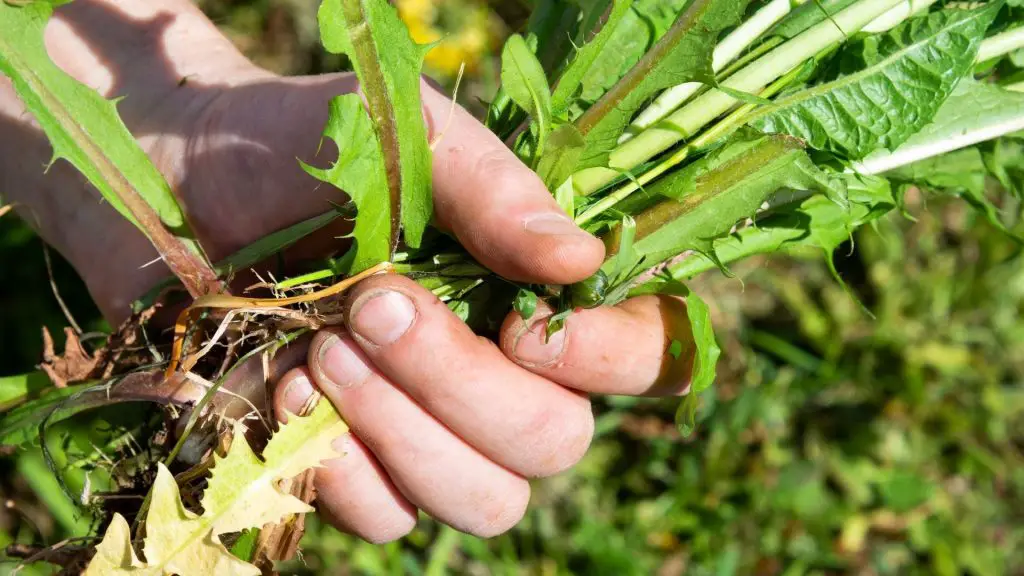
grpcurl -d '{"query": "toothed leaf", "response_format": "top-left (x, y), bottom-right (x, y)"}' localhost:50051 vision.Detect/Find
top-left (573, 0), bottom-right (751, 172)
top-left (303, 94), bottom-right (391, 272)
top-left (0, 0), bottom-right (215, 292)
top-left (502, 34), bottom-right (553, 161)
top-left (551, 0), bottom-right (634, 117)
top-left (85, 401), bottom-right (347, 575)
top-left (751, 4), bottom-right (1001, 160)
top-left (605, 133), bottom-right (846, 277)
top-left (318, 0), bottom-right (433, 251)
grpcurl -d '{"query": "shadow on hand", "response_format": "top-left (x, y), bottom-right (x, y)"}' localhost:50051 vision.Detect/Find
top-left (5, 0), bottom-right (363, 321)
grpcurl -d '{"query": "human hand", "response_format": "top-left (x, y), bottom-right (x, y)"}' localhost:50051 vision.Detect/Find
top-left (174, 68), bottom-right (697, 542)
top-left (1, 0), bottom-right (700, 542)
top-left (271, 270), bottom-right (697, 542)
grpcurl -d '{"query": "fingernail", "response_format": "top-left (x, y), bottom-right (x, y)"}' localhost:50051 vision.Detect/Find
top-left (317, 333), bottom-right (372, 389)
top-left (513, 320), bottom-right (567, 366)
top-left (280, 372), bottom-right (317, 416)
top-left (523, 213), bottom-right (589, 237)
top-left (350, 290), bottom-right (416, 346)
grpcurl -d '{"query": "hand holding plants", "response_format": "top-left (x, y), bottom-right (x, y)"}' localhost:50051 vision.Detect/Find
top-left (0, 0), bottom-right (698, 542)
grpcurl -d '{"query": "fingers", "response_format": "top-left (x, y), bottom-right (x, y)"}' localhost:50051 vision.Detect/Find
top-left (316, 274), bottom-right (594, 478)
top-left (305, 329), bottom-right (531, 538)
top-left (500, 295), bottom-right (697, 397)
top-left (274, 368), bottom-right (418, 543)
top-left (421, 86), bottom-right (605, 285)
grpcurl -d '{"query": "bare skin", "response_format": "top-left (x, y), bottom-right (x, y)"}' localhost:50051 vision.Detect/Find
top-left (1, 0), bottom-right (696, 542)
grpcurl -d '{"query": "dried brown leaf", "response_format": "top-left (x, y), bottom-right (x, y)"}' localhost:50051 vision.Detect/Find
top-left (40, 327), bottom-right (101, 388)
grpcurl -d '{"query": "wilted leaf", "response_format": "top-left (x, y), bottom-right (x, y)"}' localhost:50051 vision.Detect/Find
top-left (40, 327), bottom-right (100, 388)
top-left (84, 401), bottom-right (348, 575)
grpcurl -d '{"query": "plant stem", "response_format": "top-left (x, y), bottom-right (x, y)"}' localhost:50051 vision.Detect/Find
top-left (574, 0), bottom-right (908, 197)
top-left (623, 0), bottom-right (801, 140)
top-left (976, 25), bottom-right (1024, 63)
top-left (861, 0), bottom-right (936, 33)
top-left (853, 108), bottom-right (1024, 176)
top-left (716, 37), bottom-right (782, 83)
top-left (576, 60), bottom-right (811, 226)
top-left (337, 0), bottom-right (404, 253)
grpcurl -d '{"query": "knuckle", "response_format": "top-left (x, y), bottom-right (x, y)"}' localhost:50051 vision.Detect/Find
top-left (519, 398), bottom-right (595, 477)
top-left (471, 148), bottom-right (536, 197)
top-left (463, 480), bottom-right (530, 538)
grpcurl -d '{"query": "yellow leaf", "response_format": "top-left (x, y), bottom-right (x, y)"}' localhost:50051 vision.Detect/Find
top-left (143, 465), bottom-right (260, 576)
top-left (85, 401), bottom-right (348, 575)
top-left (85, 514), bottom-right (152, 575)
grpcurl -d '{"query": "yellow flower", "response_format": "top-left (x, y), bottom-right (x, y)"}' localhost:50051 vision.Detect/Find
top-left (396, 0), bottom-right (500, 79)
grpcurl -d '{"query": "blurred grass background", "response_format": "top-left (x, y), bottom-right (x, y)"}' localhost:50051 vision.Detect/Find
top-left (2, 0), bottom-right (1023, 574)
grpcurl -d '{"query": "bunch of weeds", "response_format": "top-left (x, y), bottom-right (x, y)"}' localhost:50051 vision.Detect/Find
top-left (3, 0), bottom-right (1024, 572)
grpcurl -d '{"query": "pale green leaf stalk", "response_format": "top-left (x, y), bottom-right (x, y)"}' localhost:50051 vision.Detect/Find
top-left (975, 23), bottom-right (1024, 62)
top-left (625, 0), bottom-right (801, 138)
top-left (318, 0), bottom-right (433, 252)
top-left (857, 79), bottom-right (1024, 174)
top-left (0, 0), bottom-right (220, 297)
top-left (751, 3), bottom-right (1001, 159)
top-left (501, 34), bottom-right (553, 165)
top-left (303, 95), bottom-right (391, 272)
top-left (569, 0), bottom-right (752, 172)
top-left (576, 0), bottom-right (908, 196)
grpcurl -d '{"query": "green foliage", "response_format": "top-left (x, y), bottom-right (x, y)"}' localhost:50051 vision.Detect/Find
top-left (575, 0), bottom-right (690, 105)
top-left (0, 371), bottom-right (52, 409)
top-left (752, 4), bottom-right (1001, 160)
top-left (571, 0), bottom-right (751, 171)
top-left (317, 0), bottom-right (433, 253)
top-left (500, 34), bottom-right (552, 164)
top-left (664, 173), bottom-right (896, 281)
top-left (551, 0), bottom-right (634, 117)
top-left (0, 382), bottom-right (99, 446)
top-left (303, 95), bottom-right (392, 272)
top-left (610, 133), bottom-right (844, 275)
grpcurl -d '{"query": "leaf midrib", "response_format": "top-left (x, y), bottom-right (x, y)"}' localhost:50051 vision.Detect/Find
top-left (751, 9), bottom-right (988, 122)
